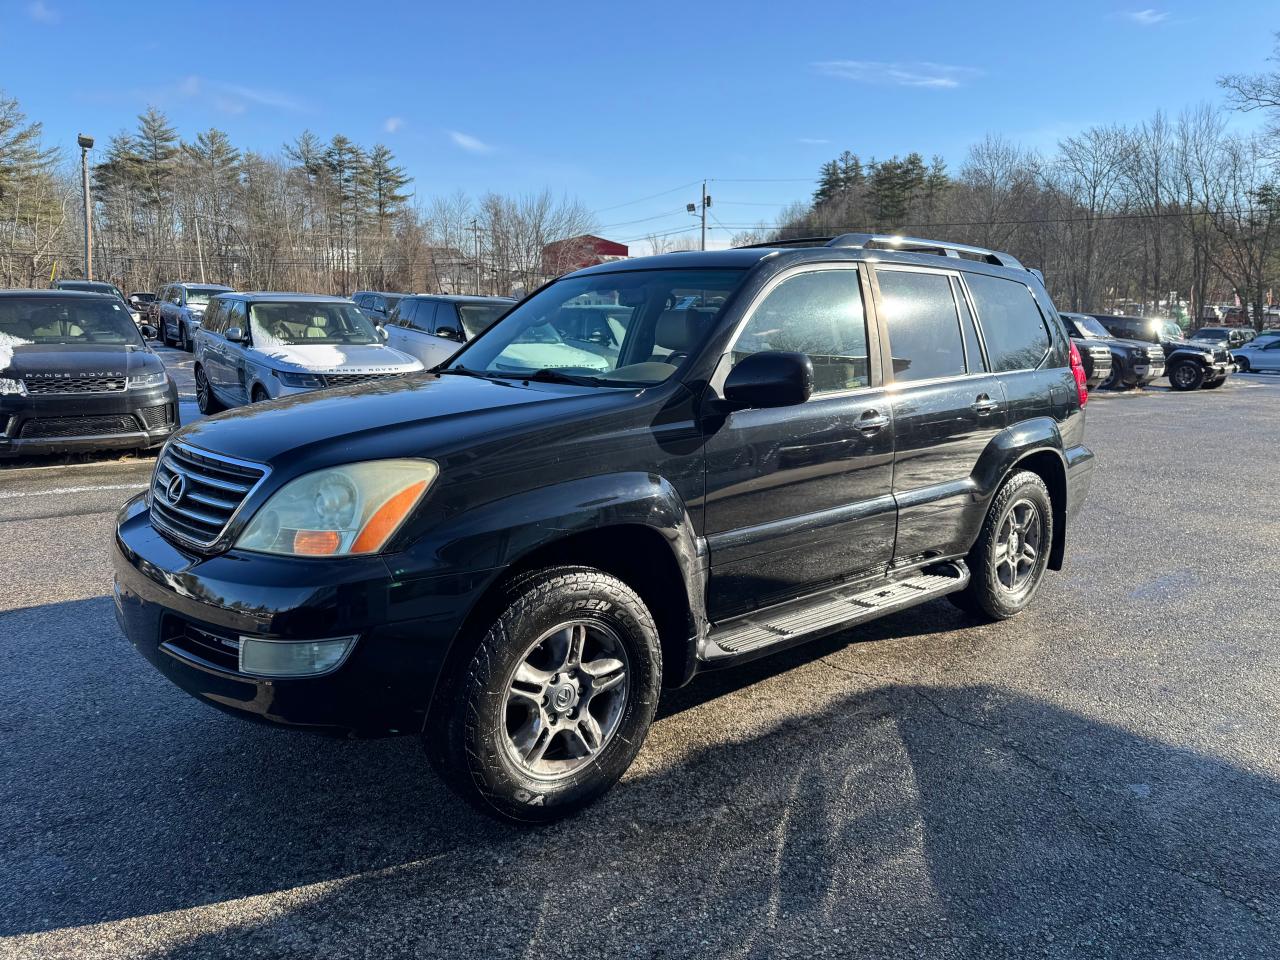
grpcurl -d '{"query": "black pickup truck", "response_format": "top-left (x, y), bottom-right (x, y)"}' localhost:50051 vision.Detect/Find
top-left (113, 233), bottom-right (1094, 822)
top-left (1093, 315), bottom-right (1233, 391)
top-left (1061, 313), bottom-right (1162, 389)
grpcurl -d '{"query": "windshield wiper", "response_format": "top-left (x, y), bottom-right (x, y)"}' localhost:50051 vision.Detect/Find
top-left (437, 366), bottom-right (505, 380)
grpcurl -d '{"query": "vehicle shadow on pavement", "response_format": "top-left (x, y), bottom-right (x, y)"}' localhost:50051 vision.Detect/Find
top-left (3, 597), bottom-right (1278, 957)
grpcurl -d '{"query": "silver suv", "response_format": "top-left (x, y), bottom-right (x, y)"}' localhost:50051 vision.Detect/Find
top-left (192, 292), bottom-right (422, 412)
top-left (157, 282), bottom-right (233, 351)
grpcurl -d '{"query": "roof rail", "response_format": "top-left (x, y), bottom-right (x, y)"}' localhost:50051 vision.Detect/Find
top-left (734, 236), bottom-right (833, 250)
top-left (825, 233), bottom-right (1025, 270)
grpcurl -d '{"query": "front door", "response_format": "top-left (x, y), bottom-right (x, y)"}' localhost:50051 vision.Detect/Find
top-left (702, 264), bottom-right (896, 619)
top-left (871, 266), bottom-right (1009, 561)
top-left (219, 300), bottom-right (250, 405)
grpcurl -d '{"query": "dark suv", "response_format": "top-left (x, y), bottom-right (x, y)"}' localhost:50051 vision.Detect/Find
top-left (1061, 312), bottom-right (1164, 389)
top-left (112, 234), bottom-right (1095, 822)
top-left (1094, 314), bottom-right (1233, 391)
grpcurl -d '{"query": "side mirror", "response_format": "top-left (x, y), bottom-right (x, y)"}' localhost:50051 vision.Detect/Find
top-left (722, 351), bottom-right (813, 409)
top-left (436, 326), bottom-right (462, 342)
top-left (140, 324), bottom-right (158, 339)
top-left (376, 324), bottom-right (389, 341)
top-left (224, 326), bottom-right (246, 343)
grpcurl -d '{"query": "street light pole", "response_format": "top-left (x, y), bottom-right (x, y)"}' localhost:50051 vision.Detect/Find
top-left (77, 133), bottom-right (94, 280)
top-left (701, 179), bottom-right (707, 252)
top-left (472, 218), bottom-right (481, 295)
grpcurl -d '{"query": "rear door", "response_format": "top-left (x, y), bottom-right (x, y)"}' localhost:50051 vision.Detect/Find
top-left (872, 265), bottom-right (1008, 561)
top-left (702, 263), bottom-right (896, 618)
top-left (219, 300), bottom-right (250, 405)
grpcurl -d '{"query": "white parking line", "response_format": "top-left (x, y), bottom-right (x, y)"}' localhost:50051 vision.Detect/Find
top-left (0, 483), bottom-right (145, 500)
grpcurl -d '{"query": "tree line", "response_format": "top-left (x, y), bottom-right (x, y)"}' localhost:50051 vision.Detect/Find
top-left (0, 100), bottom-right (595, 297)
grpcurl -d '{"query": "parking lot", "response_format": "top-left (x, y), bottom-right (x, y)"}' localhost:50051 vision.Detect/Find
top-left (2, 348), bottom-right (1279, 958)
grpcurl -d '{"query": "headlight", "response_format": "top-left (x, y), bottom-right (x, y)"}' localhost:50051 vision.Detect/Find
top-left (235, 459), bottom-right (438, 556)
top-left (0, 377), bottom-right (27, 396)
top-left (128, 371), bottom-right (168, 389)
top-left (277, 370), bottom-right (325, 388)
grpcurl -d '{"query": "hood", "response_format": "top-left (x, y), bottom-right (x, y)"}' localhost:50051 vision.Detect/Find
top-left (176, 371), bottom-right (632, 465)
top-left (1070, 336), bottom-right (1111, 352)
top-left (0, 340), bottom-right (161, 378)
top-left (1163, 336), bottom-right (1215, 356)
top-left (252, 341), bottom-right (423, 374)
top-left (1101, 336), bottom-right (1160, 355)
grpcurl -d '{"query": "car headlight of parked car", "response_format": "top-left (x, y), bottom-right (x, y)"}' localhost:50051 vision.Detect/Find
top-left (128, 371), bottom-right (168, 389)
top-left (276, 369), bottom-right (325, 388)
top-left (235, 459), bottom-right (439, 557)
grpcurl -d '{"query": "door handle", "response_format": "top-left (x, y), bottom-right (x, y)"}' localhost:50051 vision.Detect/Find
top-left (858, 409), bottom-right (890, 435)
top-left (971, 394), bottom-right (999, 415)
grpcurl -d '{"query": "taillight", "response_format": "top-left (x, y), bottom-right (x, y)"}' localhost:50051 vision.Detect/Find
top-left (1069, 342), bottom-right (1088, 407)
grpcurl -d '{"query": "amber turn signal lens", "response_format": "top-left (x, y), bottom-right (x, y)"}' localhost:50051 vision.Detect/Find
top-left (293, 529), bottom-right (342, 555)
top-left (351, 480), bottom-right (428, 554)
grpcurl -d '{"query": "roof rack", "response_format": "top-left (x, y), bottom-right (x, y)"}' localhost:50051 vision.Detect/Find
top-left (734, 236), bottom-right (834, 250)
top-left (825, 233), bottom-right (1025, 269)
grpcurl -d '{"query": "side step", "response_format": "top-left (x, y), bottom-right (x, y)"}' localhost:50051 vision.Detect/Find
top-left (701, 561), bottom-right (969, 663)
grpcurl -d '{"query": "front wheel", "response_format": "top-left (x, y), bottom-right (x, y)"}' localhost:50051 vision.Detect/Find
top-left (949, 470), bottom-right (1053, 621)
top-left (194, 365), bottom-right (224, 414)
top-left (1203, 375), bottom-right (1227, 390)
top-left (1102, 361), bottom-right (1128, 390)
top-left (1168, 360), bottom-right (1205, 391)
top-left (426, 566), bottom-right (662, 823)
top-left (1235, 357), bottom-right (1250, 373)
top-left (180, 324), bottom-right (193, 352)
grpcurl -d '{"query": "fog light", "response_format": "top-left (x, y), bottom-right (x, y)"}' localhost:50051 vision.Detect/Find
top-left (238, 635), bottom-right (357, 678)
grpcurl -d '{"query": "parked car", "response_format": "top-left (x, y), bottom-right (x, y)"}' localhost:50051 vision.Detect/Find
top-left (157, 282), bottom-right (233, 351)
top-left (192, 292), bottom-right (423, 412)
top-left (1060, 313), bottom-right (1163, 389)
top-left (0, 290), bottom-right (178, 457)
top-left (128, 292), bottom-right (158, 326)
top-left (51, 279), bottom-right (139, 324)
top-left (113, 233), bottom-right (1094, 822)
top-left (352, 291), bottom-right (406, 324)
top-left (384, 294), bottom-right (516, 367)
top-left (1227, 336), bottom-right (1280, 373)
top-left (1190, 326), bottom-right (1253, 348)
top-left (1093, 314), bottom-right (1233, 391)
top-left (1060, 314), bottom-right (1113, 389)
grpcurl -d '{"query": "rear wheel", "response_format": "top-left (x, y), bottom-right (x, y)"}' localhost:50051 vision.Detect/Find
top-left (194, 365), bottom-right (224, 414)
top-left (1235, 356), bottom-right (1250, 373)
top-left (949, 470), bottom-right (1053, 621)
top-left (1168, 360), bottom-right (1205, 391)
top-left (426, 566), bottom-right (662, 823)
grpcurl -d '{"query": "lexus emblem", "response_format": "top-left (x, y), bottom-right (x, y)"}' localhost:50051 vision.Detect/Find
top-left (165, 473), bottom-right (187, 505)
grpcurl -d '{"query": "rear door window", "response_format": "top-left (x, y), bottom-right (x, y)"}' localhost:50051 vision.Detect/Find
top-left (410, 300), bottom-right (436, 333)
top-left (964, 274), bottom-right (1052, 372)
top-left (875, 268), bottom-right (967, 383)
top-left (433, 303), bottom-right (462, 338)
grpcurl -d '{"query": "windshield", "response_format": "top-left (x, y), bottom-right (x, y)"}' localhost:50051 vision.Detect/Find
top-left (449, 268), bottom-right (746, 386)
top-left (0, 296), bottom-right (144, 346)
top-left (186, 287), bottom-right (228, 307)
top-left (1072, 315), bottom-right (1111, 339)
top-left (1161, 321), bottom-right (1185, 339)
top-left (1193, 328), bottom-right (1226, 339)
top-left (58, 281), bottom-right (124, 299)
top-left (249, 301), bottom-right (381, 345)
top-left (458, 303), bottom-right (512, 338)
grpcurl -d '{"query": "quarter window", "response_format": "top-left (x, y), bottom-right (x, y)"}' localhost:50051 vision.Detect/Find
top-left (876, 269), bottom-right (966, 383)
top-left (733, 269), bottom-right (870, 395)
top-left (965, 274), bottom-right (1052, 372)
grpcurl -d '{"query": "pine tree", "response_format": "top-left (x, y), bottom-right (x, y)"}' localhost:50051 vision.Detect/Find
top-left (364, 144), bottom-right (411, 226)
top-left (812, 160), bottom-right (842, 206)
top-left (0, 90), bottom-right (57, 204)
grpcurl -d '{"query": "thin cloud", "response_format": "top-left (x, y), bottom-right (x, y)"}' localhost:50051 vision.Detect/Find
top-left (1123, 8), bottom-right (1169, 25)
top-left (448, 130), bottom-right (493, 154)
top-left (219, 83), bottom-right (305, 112)
top-left (384, 117), bottom-right (405, 133)
top-left (27, 0), bottom-right (59, 23)
top-left (813, 60), bottom-right (979, 89)
top-left (798, 137), bottom-right (831, 145)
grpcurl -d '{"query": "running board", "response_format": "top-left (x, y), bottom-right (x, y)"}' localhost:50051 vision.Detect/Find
top-left (701, 561), bottom-right (969, 663)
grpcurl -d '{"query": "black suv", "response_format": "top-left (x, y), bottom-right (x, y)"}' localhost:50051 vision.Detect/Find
top-left (1, 290), bottom-right (178, 456)
top-left (112, 234), bottom-right (1095, 821)
top-left (1094, 314), bottom-right (1233, 391)
top-left (1061, 312), bottom-right (1164, 390)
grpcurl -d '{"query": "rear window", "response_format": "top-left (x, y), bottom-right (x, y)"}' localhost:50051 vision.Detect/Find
top-left (876, 269), bottom-right (967, 383)
top-left (965, 274), bottom-right (1051, 372)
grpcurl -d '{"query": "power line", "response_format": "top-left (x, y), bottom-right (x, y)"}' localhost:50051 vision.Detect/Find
top-left (590, 181), bottom-right (702, 216)
top-left (597, 207), bottom-right (691, 231)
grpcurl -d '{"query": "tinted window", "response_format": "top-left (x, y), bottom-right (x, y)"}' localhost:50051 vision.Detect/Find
top-left (201, 299), bottom-right (226, 334)
top-left (409, 300), bottom-right (436, 332)
top-left (224, 300), bottom-right (247, 336)
top-left (952, 277), bottom-right (986, 373)
top-left (433, 303), bottom-right (462, 337)
top-left (876, 269), bottom-right (966, 383)
top-left (965, 274), bottom-right (1051, 372)
top-left (734, 269), bottom-right (869, 395)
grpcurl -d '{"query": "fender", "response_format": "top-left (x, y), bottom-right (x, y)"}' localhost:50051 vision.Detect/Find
top-left (969, 417), bottom-right (1069, 569)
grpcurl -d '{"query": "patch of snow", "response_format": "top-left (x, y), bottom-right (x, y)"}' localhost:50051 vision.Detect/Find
top-left (0, 332), bottom-right (31, 373)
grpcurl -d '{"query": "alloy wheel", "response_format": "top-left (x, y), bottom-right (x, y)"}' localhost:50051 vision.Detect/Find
top-left (1172, 363), bottom-right (1197, 388)
top-left (994, 498), bottom-right (1042, 592)
top-left (501, 620), bottom-right (629, 780)
top-left (195, 369), bottom-right (210, 409)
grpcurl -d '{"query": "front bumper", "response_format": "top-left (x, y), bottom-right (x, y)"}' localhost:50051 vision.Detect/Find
top-left (0, 382), bottom-right (179, 457)
top-left (1128, 361), bottom-right (1164, 386)
top-left (111, 495), bottom-right (489, 737)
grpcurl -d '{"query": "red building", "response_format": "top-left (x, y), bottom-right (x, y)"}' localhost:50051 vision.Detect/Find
top-left (542, 235), bottom-right (629, 275)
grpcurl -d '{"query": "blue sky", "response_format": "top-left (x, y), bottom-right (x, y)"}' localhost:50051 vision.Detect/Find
top-left (3, 0), bottom-right (1276, 250)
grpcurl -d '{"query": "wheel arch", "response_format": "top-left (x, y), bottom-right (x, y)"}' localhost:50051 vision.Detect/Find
top-left (971, 419), bottom-right (1069, 571)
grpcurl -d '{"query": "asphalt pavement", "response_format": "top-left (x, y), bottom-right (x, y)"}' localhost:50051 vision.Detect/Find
top-left (2, 352), bottom-right (1279, 958)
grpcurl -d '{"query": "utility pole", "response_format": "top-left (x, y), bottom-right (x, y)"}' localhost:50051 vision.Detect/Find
top-left (194, 216), bottom-right (207, 283)
top-left (701, 179), bottom-right (708, 252)
top-left (472, 218), bottom-right (481, 295)
top-left (77, 133), bottom-right (94, 280)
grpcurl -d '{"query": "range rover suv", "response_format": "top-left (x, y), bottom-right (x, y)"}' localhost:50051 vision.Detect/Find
top-left (1061, 312), bottom-right (1164, 389)
top-left (112, 234), bottom-right (1094, 822)
top-left (1, 290), bottom-right (178, 456)
top-left (1093, 314), bottom-right (1233, 391)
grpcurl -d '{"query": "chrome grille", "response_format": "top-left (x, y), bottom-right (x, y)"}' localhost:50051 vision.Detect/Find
top-left (150, 442), bottom-right (267, 549)
top-left (23, 376), bottom-right (127, 395)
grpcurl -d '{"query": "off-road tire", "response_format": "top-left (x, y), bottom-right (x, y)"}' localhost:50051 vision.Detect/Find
top-left (426, 566), bottom-right (662, 824)
top-left (1102, 361), bottom-right (1128, 390)
top-left (1203, 375), bottom-right (1227, 389)
top-left (1168, 359), bottom-right (1205, 391)
top-left (949, 470), bottom-right (1053, 621)
top-left (194, 365), bottom-right (224, 414)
